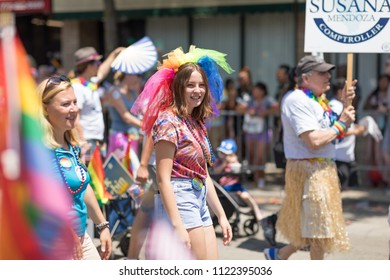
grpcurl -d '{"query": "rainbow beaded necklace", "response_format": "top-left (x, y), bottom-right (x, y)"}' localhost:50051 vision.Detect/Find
top-left (55, 144), bottom-right (87, 195)
top-left (182, 116), bottom-right (216, 167)
top-left (299, 87), bottom-right (338, 125)
top-left (71, 76), bottom-right (98, 91)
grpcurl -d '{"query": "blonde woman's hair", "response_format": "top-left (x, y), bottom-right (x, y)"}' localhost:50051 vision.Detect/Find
top-left (36, 76), bottom-right (81, 148)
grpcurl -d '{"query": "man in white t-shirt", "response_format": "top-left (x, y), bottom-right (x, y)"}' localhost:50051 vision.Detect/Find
top-left (264, 55), bottom-right (356, 260)
top-left (72, 46), bottom-right (123, 163)
top-left (329, 79), bottom-right (368, 190)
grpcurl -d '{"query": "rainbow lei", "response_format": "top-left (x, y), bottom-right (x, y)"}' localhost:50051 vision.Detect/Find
top-left (299, 87), bottom-right (338, 125)
top-left (71, 76), bottom-right (98, 91)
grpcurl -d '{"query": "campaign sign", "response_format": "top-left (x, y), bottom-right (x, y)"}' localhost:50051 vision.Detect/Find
top-left (305, 0), bottom-right (390, 53)
top-left (103, 154), bottom-right (134, 197)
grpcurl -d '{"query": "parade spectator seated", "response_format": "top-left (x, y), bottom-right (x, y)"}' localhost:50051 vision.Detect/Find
top-left (213, 139), bottom-right (263, 225)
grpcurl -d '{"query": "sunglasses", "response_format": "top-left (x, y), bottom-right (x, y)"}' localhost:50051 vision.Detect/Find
top-left (45, 75), bottom-right (70, 91)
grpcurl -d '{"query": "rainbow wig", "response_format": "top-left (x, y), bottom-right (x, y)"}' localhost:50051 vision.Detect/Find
top-left (131, 45), bottom-right (234, 135)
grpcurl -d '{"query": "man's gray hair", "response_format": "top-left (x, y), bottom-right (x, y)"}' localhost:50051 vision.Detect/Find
top-left (297, 71), bottom-right (313, 85)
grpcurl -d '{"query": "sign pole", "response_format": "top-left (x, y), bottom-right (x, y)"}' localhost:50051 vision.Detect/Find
top-left (346, 52), bottom-right (354, 107)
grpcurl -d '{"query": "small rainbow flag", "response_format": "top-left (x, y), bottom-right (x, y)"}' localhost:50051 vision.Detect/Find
top-left (88, 145), bottom-right (112, 205)
top-left (0, 14), bottom-right (73, 259)
top-left (122, 140), bottom-right (140, 178)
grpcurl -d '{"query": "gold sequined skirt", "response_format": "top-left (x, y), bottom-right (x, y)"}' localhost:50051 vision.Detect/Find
top-left (277, 159), bottom-right (350, 253)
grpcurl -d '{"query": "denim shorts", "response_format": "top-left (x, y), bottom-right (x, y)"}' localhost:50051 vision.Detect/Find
top-left (154, 178), bottom-right (213, 229)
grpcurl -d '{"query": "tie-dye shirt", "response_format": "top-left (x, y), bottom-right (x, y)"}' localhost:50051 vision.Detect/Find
top-left (153, 110), bottom-right (208, 180)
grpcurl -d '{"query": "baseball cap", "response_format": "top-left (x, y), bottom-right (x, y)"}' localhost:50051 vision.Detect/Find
top-left (217, 139), bottom-right (237, 155)
top-left (296, 55), bottom-right (335, 76)
top-left (74, 47), bottom-right (103, 65)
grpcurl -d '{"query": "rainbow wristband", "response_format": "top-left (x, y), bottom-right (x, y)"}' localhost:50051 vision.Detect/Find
top-left (337, 120), bottom-right (347, 131)
top-left (332, 122), bottom-right (345, 140)
top-left (331, 126), bottom-right (340, 136)
top-left (333, 122), bottom-right (343, 132)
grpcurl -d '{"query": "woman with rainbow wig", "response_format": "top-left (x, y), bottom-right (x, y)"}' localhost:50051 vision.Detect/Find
top-left (131, 46), bottom-right (234, 259)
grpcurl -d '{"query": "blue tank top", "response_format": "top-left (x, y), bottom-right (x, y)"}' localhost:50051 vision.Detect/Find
top-left (52, 145), bottom-right (91, 237)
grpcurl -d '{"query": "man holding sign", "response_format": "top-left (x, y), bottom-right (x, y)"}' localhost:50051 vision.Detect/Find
top-left (264, 55), bottom-right (356, 260)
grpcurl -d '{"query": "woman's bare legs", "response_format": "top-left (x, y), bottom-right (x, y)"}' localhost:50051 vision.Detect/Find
top-left (187, 225), bottom-right (218, 259)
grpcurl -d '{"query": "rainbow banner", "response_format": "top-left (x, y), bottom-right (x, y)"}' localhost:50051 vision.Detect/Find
top-left (0, 13), bottom-right (73, 259)
top-left (88, 145), bottom-right (112, 205)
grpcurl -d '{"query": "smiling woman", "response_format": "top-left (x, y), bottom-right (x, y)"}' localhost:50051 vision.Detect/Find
top-left (38, 75), bottom-right (79, 148)
top-left (171, 63), bottom-right (212, 118)
top-left (36, 74), bottom-right (112, 260)
top-left (44, 78), bottom-right (78, 135)
top-left (130, 46), bottom-right (234, 260)
top-left (184, 71), bottom-right (206, 113)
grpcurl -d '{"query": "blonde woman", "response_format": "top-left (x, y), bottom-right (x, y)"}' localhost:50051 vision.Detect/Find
top-left (37, 75), bottom-right (111, 260)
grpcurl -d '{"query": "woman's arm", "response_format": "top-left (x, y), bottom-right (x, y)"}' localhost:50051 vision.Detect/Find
top-left (84, 185), bottom-right (112, 259)
top-left (205, 171), bottom-right (232, 245)
top-left (96, 47), bottom-right (124, 84)
top-left (155, 140), bottom-right (191, 248)
top-left (135, 134), bottom-right (154, 184)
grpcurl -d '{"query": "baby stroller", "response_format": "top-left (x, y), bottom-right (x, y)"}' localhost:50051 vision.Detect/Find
top-left (104, 193), bottom-right (136, 257)
top-left (211, 178), bottom-right (259, 239)
top-left (103, 154), bottom-right (138, 257)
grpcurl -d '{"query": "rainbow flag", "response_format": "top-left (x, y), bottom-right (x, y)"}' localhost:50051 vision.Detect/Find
top-left (0, 14), bottom-right (74, 259)
top-left (88, 145), bottom-right (112, 205)
top-left (122, 140), bottom-right (140, 178)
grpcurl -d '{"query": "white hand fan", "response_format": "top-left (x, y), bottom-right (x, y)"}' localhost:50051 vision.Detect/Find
top-left (111, 36), bottom-right (158, 74)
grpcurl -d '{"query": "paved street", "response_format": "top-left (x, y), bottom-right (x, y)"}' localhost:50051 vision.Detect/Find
top-left (216, 181), bottom-right (390, 260)
top-left (107, 168), bottom-right (390, 260)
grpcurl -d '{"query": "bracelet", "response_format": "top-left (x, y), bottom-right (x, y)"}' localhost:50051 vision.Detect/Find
top-left (333, 121), bottom-right (344, 133)
top-left (330, 126), bottom-right (339, 136)
top-left (337, 120), bottom-right (347, 131)
top-left (332, 121), bottom-right (345, 140)
top-left (96, 221), bottom-right (109, 232)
